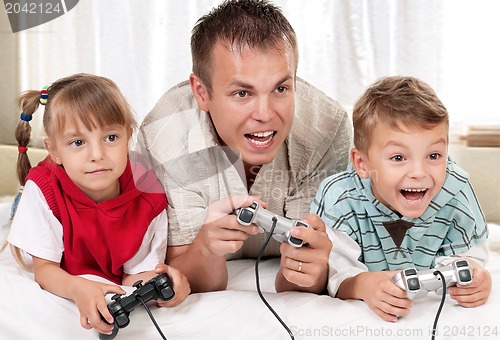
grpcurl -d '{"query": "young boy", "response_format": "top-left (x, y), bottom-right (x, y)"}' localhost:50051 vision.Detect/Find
top-left (312, 76), bottom-right (492, 322)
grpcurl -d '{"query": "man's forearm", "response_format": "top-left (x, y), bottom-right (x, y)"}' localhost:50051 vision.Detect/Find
top-left (167, 243), bottom-right (228, 293)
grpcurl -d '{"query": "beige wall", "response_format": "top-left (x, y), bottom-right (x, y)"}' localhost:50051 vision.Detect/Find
top-left (0, 13), bottom-right (20, 145)
top-left (449, 144), bottom-right (500, 223)
top-left (0, 145), bottom-right (47, 199)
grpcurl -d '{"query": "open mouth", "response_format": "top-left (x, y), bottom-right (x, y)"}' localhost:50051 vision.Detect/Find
top-left (400, 188), bottom-right (427, 203)
top-left (244, 131), bottom-right (276, 146)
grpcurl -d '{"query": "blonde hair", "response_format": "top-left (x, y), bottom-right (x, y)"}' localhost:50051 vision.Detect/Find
top-left (7, 73), bottom-right (136, 269)
top-left (352, 76), bottom-right (448, 153)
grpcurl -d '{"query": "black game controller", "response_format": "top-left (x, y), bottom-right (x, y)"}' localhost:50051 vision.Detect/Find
top-left (99, 273), bottom-right (175, 339)
top-left (235, 201), bottom-right (309, 247)
top-left (392, 259), bottom-right (473, 300)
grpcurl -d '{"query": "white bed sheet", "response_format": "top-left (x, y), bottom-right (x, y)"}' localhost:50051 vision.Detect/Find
top-left (1, 200), bottom-right (499, 340)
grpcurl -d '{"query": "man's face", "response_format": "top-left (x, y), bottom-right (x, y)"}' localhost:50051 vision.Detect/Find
top-left (191, 40), bottom-right (296, 167)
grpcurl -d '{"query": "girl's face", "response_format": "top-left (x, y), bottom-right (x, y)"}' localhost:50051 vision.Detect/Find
top-left (45, 118), bottom-right (129, 202)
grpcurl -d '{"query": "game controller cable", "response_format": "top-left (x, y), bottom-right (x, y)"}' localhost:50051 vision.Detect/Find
top-left (99, 273), bottom-right (174, 340)
top-left (392, 259), bottom-right (473, 340)
top-left (431, 270), bottom-right (447, 340)
top-left (254, 216), bottom-right (295, 340)
top-left (137, 296), bottom-right (167, 340)
top-left (99, 295), bottom-right (167, 340)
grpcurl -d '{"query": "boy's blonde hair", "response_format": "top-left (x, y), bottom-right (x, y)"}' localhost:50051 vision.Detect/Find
top-left (352, 76), bottom-right (449, 153)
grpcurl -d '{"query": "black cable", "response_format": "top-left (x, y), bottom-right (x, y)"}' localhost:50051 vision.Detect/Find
top-left (255, 216), bottom-right (295, 340)
top-left (431, 270), bottom-right (447, 340)
top-left (137, 296), bottom-right (167, 340)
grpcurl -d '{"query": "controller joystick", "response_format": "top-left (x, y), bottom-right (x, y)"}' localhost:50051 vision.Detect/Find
top-left (235, 201), bottom-right (309, 247)
top-left (98, 273), bottom-right (175, 339)
top-left (392, 259), bottom-right (473, 300)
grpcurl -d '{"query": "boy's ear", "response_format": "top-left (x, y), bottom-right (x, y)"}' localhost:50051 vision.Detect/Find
top-left (350, 148), bottom-right (369, 179)
top-left (44, 138), bottom-right (62, 165)
top-left (189, 73), bottom-right (210, 112)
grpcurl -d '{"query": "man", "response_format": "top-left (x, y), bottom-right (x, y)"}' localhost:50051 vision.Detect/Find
top-left (139, 0), bottom-right (351, 293)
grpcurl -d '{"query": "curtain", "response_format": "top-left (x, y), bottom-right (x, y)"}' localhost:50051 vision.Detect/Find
top-left (0, 0), bottom-right (498, 146)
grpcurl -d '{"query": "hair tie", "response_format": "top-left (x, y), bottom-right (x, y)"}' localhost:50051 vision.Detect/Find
top-left (18, 145), bottom-right (28, 153)
top-left (39, 86), bottom-right (49, 105)
top-left (20, 112), bottom-right (32, 122)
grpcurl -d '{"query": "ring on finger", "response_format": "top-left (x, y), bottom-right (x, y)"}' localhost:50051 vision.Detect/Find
top-left (298, 261), bottom-right (303, 273)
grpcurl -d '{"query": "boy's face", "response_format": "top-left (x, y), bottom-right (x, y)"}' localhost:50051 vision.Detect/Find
top-left (352, 121), bottom-right (448, 218)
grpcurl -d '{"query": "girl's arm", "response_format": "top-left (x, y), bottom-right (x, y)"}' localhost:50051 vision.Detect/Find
top-left (32, 256), bottom-right (125, 335)
top-left (121, 211), bottom-right (191, 306)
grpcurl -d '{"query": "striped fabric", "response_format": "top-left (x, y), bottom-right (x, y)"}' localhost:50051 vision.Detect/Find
top-left (311, 158), bottom-right (488, 271)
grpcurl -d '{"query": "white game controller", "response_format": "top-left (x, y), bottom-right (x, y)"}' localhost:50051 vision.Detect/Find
top-left (392, 259), bottom-right (473, 299)
top-left (235, 201), bottom-right (309, 247)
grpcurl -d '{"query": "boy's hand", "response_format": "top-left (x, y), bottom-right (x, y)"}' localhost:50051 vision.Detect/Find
top-left (448, 260), bottom-right (492, 307)
top-left (338, 271), bottom-right (413, 322)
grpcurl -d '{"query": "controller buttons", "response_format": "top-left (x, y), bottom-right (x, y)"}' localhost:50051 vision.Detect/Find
top-left (238, 209), bottom-right (254, 224)
top-left (406, 277), bottom-right (420, 291)
top-left (404, 268), bottom-right (417, 276)
top-left (115, 314), bottom-right (130, 328)
top-left (161, 286), bottom-right (175, 300)
top-left (132, 280), bottom-right (144, 289)
top-left (458, 269), bottom-right (472, 282)
top-left (288, 236), bottom-right (302, 246)
top-left (111, 294), bottom-right (122, 302)
top-left (288, 221), bottom-right (308, 246)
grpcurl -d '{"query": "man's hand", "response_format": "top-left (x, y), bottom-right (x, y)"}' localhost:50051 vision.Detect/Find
top-left (166, 195), bottom-right (263, 293)
top-left (276, 213), bottom-right (332, 293)
top-left (195, 195), bottom-right (262, 257)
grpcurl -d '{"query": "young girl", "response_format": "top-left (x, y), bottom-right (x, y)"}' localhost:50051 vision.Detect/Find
top-left (7, 73), bottom-right (190, 335)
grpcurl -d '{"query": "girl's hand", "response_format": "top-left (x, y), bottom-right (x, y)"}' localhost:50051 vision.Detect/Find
top-left (32, 256), bottom-right (126, 335)
top-left (70, 277), bottom-right (126, 335)
top-left (154, 263), bottom-right (191, 307)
